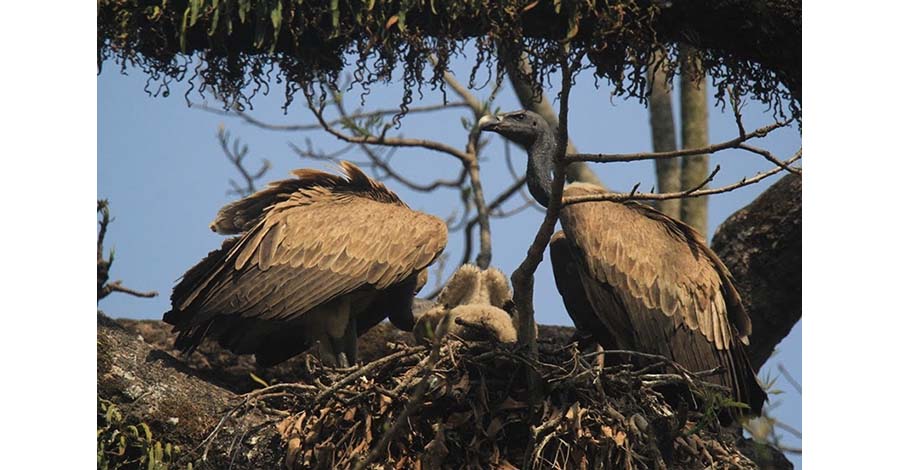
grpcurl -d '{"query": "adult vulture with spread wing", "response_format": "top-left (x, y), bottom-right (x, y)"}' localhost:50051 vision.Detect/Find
top-left (480, 110), bottom-right (766, 416)
top-left (163, 161), bottom-right (447, 367)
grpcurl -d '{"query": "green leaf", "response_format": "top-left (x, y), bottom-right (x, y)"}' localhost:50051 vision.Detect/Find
top-left (330, 0), bottom-right (340, 33)
top-left (270, 0), bottom-right (283, 52)
top-left (238, 0), bottom-right (250, 23)
top-left (189, 0), bottom-right (202, 27)
top-left (180, 7), bottom-right (190, 52)
top-left (398, 10), bottom-right (407, 32)
top-left (140, 422), bottom-right (153, 441)
top-left (271, 1), bottom-right (282, 32)
top-left (249, 372), bottom-right (270, 388)
top-left (208, 0), bottom-right (221, 35)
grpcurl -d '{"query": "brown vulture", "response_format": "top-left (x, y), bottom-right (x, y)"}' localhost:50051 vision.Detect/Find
top-left (163, 161), bottom-right (448, 367)
top-left (480, 110), bottom-right (766, 416)
top-left (413, 264), bottom-right (518, 344)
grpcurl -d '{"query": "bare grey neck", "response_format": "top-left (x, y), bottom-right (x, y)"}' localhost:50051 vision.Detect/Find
top-left (526, 126), bottom-right (558, 208)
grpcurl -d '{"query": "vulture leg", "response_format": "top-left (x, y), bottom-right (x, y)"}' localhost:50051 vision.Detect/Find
top-left (325, 297), bottom-right (356, 368)
top-left (332, 314), bottom-right (357, 368)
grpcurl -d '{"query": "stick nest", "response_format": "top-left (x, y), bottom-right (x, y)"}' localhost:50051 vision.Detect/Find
top-left (221, 338), bottom-right (760, 469)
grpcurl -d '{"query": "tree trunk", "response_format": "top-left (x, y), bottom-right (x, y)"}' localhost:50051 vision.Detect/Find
top-left (679, 47), bottom-right (710, 238)
top-left (712, 173), bottom-right (801, 371)
top-left (648, 53), bottom-right (681, 218)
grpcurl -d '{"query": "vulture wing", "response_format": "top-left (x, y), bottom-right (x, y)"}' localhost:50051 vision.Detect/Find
top-left (558, 184), bottom-right (764, 413)
top-left (165, 162), bottom-right (447, 356)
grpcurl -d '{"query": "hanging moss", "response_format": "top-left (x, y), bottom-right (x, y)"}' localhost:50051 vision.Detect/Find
top-left (98, 0), bottom-right (800, 120)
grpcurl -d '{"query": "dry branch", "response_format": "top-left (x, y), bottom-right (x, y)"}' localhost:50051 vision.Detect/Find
top-left (562, 152), bottom-right (800, 206)
top-left (97, 200), bottom-right (158, 301)
top-left (303, 90), bottom-right (471, 163)
top-left (569, 121), bottom-right (790, 164)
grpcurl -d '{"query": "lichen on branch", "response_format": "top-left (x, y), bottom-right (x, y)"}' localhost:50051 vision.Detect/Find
top-left (98, 0), bottom-right (800, 120)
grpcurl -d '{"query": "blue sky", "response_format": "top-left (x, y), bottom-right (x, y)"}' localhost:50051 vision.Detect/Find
top-left (99, 55), bottom-right (801, 466)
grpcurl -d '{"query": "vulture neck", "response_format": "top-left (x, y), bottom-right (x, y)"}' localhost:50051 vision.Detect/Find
top-left (525, 128), bottom-right (558, 208)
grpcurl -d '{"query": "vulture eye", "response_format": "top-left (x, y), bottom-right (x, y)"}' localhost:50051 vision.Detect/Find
top-left (511, 114), bottom-right (525, 121)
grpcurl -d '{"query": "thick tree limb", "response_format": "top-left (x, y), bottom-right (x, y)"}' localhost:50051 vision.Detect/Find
top-left (711, 173), bottom-right (801, 371)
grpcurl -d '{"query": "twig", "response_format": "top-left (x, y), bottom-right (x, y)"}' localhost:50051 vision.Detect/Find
top-left (199, 101), bottom-right (468, 132)
top-left (97, 200), bottom-right (159, 301)
top-left (303, 89), bottom-right (471, 163)
top-left (328, 88), bottom-right (470, 193)
top-left (460, 176), bottom-right (527, 265)
top-left (216, 127), bottom-right (271, 196)
top-left (567, 121), bottom-right (790, 163)
top-left (465, 131), bottom-right (492, 269)
top-left (351, 342), bottom-right (442, 470)
top-left (100, 281), bottom-right (159, 299)
top-left (738, 143), bottom-right (802, 175)
top-left (315, 346), bottom-right (426, 404)
top-left (777, 363), bottom-right (802, 394)
top-left (562, 151), bottom-right (801, 206)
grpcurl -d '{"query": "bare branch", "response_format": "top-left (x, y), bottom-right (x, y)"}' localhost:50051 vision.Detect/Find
top-left (777, 363), bottom-right (802, 394)
top-left (563, 151), bottom-right (801, 206)
top-left (217, 126), bottom-right (271, 196)
top-left (738, 143), bottom-right (802, 175)
top-left (568, 121), bottom-right (790, 163)
top-left (97, 200), bottom-right (159, 301)
top-left (334, 92), bottom-right (471, 194)
top-left (302, 89), bottom-right (471, 163)
top-left (100, 281), bottom-right (159, 299)
top-left (511, 48), bottom-right (586, 368)
top-left (351, 343), bottom-right (441, 470)
top-left (199, 101), bottom-right (467, 132)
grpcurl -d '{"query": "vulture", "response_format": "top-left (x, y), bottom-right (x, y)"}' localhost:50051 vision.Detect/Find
top-left (479, 110), bottom-right (766, 416)
top-left (413, 264), bottom-right (518, 344)
top-left (163, 161), bottom-right (448, 367)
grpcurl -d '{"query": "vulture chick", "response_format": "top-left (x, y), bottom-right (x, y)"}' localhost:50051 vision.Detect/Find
top-left (163, 161), bottom-right (448, 367)
top-left (413, 264), bottom-right (517, 344)
top-left (480, 110), bottom-right (766, 417)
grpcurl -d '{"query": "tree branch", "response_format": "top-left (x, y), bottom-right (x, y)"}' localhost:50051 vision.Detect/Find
top-left (568, 121), bottom-right (789, 163)
top-left (562, 150), bottom-right (800, 206)
top-left (199, 102), bottom-right (468, 132)
top-left (302, 89), bottom-right (471, 163)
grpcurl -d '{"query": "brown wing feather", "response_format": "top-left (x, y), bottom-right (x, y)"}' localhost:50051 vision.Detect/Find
top-left (558, 184), bottom-right (764, 413)
top-left (165, 162), bottom-right (447, 355)
top-left (560, 184), bottom-right (742, 349)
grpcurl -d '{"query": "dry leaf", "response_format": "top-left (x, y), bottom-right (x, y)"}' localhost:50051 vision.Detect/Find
top-left (522, 0), bottom-right (540, 12)
top-left (486, 417), bottom-right (503, 438)
top-left (498, 397), bottom-right (528, 410)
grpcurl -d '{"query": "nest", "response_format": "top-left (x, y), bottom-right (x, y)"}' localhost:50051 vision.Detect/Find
top-left (211, 337), bottom-right (760, 470)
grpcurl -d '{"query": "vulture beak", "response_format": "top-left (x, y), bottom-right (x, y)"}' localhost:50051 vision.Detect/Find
top-left (478, 114), bottom-right (501, 131)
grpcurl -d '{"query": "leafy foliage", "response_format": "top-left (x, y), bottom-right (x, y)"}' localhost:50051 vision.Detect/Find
top-left (97, 398), bottom-right (193, 470)
top-left (98, 0), bottom-right (800, 120)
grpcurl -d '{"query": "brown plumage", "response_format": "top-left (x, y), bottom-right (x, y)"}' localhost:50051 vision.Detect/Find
top-left (163, 161), bottom-right (448, 367)
top-left (551, 184), bottom-right (765, 415)
top-left (480, 110), bottom-right (766, 417)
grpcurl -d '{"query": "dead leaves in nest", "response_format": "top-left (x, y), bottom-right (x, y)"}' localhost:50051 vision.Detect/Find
top-left (263, 340), bottom-right (759, 469)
